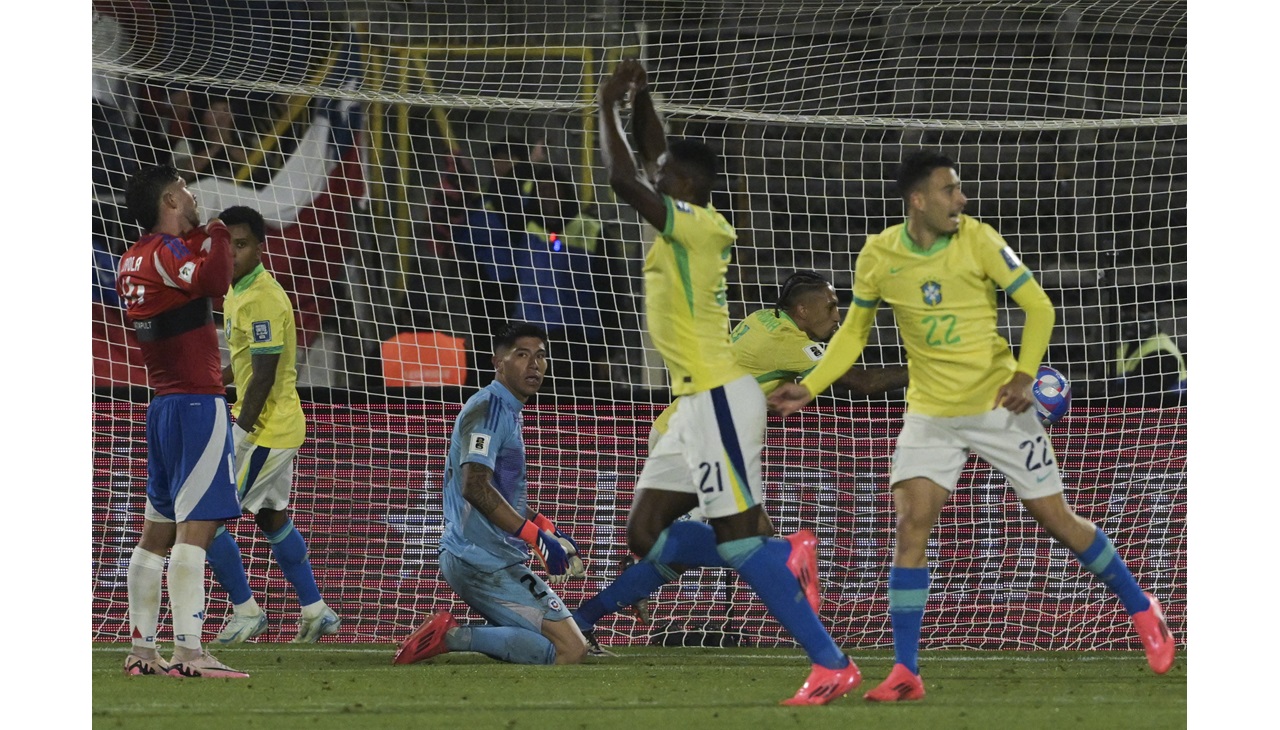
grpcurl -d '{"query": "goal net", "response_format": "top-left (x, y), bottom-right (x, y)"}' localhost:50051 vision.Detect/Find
top-left (91, 0), bottom-right (1187, 652)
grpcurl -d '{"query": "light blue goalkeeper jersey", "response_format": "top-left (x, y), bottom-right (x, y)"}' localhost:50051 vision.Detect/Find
top-left (439, 381), bottom-right (533, 571)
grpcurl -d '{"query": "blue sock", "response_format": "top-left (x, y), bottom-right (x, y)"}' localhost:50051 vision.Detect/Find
top-left (574, 560), bottom-right (667, 630)
top-left (887, 566), bottom-right (930, 674)
top-left (206, 527), bottom-right (253, 605)
top-left (1073, 527), bottom-right (1150, 615)
top-left (266, 520), bottom-right (323, 606)
top-left (721, 536), bottom-right (847, 670)
top-left (449, 625), bottom-right (557, 665)
top-left (655, 520), bottom-right (726, 567)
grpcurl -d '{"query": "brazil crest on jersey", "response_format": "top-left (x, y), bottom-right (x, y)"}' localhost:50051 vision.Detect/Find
top-left (224, 264), bottom-right (306, 448)
top-left (644, 195), bottom-right (747, 396)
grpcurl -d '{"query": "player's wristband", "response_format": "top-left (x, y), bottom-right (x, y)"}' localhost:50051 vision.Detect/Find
top-left (513, 519), bottom-right (569, 575)
top-left (532, 512), bottom-right (579, 554)
top-left (531, 512), bottom-right (556, 534)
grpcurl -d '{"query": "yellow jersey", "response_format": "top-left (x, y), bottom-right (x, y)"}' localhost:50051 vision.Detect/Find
top-left (644, 195), bottom-right (747, 396)
top-left (803, 214), bottom-right (1054, 417)
top-left (224, 264), bottom-right (306, 448)
top-left (653, 307), bottom-right (825, 434)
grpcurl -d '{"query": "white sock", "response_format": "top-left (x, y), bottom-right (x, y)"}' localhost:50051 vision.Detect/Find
top-left (300, 600), bottom-right (326, 619)
top-left (234, 596), bottom-right (262, 616)
top-left (127, 547), bottom-right (166, 652)
top-left (168, 543), bottom-right (208, 652)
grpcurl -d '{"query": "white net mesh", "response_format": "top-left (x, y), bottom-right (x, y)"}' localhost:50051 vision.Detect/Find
top-left (92, 0), bottom-right (1186, 650)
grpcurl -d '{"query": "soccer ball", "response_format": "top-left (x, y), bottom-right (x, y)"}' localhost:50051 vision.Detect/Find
top-left (1032, 365), bottom-right (1072, 426)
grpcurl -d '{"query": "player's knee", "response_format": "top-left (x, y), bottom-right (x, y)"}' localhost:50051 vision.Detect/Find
top-left (625, 524), bottom-right (659, 559)
top-left (254, 508), bottom-right (289, 534)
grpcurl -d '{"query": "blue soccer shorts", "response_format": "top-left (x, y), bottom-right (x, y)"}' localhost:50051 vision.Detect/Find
top-left (143, 393), bottom-right (242, 523)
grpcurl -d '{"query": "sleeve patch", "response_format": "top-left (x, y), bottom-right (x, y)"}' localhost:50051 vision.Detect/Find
top-left (251, 320), bottom-right (273, 343)
top-left (803, 343), bottom-right (826, 361)
top-left (178, 261), bottom-right (197, 283)
top-left (468, 432), bottom-right (492, 456)
top-left (1000, 247), bottom-right (1022, 271)
top-left (674, 200), bottom-right (693, 214)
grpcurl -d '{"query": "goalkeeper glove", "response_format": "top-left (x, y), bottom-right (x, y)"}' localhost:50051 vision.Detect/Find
top-left (514, 519), bottom-right (568, 576)
top-left (532, 512), bottom-right (579, 555)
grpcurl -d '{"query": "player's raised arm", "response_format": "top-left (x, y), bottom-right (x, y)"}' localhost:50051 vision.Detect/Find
top-left (598, 58), bottom-right (667, 230)
top-left (631, 75), bottom-right (667, 177)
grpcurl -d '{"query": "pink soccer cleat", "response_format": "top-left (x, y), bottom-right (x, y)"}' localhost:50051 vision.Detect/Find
top-left (781, 656), bottom-right (862, 706)
top-left (785, 529), bottom-right (822, 614)
top-left (863, 663), bottom-right (925, 702)
top-left (1132, 592), bottom-right (1175, 674)
top-left (392, 611), bottom-right (458, 665)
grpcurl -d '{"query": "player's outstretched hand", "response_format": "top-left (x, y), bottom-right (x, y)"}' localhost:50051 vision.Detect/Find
top-left (515, 519), bottom-right (569, 575)
top-left (768, 382), bottom-right (814, 417)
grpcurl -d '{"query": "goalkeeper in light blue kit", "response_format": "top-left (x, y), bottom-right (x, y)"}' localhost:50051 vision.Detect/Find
top-left (769, 149), bottom-right (1176, 702)
top-left (393, 322), bottom-right (590, 666)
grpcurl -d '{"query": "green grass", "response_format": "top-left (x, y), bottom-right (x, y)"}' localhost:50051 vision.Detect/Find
top-left (93, 644), bottom-right (1186, 729)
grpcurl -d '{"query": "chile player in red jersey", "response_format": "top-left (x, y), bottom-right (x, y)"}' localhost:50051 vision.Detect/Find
top-left (116, 164), bottom-right (250, 679)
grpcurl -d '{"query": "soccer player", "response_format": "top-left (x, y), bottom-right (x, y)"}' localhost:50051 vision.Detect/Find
top-left (595, 58), bottom-right (863, 706)
top-left (117, 163), bottom-right (248, 679)
top-left (204, 205), bottom-right (343, 644)
top-left (769, 149), bottom-right (1176, 702)
top-left (572, 270), bottom-right (909, 648)
top-left (392, 322), bottom-right (590, 666)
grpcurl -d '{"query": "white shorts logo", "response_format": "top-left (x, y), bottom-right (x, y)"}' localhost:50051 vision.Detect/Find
top-left (468, 432), bottom-right (491, 456)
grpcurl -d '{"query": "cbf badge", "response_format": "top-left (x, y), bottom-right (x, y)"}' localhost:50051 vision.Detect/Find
top-left (921, 281), bottom-right (942, 306)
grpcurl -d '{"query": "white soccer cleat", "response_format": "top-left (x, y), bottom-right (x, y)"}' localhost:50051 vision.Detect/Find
top-left (167, 650), bottom-right (250, 679)
top-left (215, 610), bottom-right (269, 644)
top-left (293, 605), bottom-right (342, 643)
top-left (123, 651), bottom-right (172, 677)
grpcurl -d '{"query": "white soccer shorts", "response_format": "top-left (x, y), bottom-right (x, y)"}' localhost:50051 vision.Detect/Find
top-left (889, 407), bottom-right (1065, 500)
top-left (634, 374), bottom-right (765, 520)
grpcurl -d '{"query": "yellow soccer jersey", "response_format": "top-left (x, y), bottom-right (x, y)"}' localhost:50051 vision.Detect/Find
top-left (644, 195), bottom-right (747, 396)
top-left (653, 308), bottom-right (825, 435)
top-left (224, 264), bottom-right (306, 448)
top-left (804, 214), bottom-right (1054, 417)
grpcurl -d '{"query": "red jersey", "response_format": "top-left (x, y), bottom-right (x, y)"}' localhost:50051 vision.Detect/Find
top-left (117, 220), bottom-right (233, 396)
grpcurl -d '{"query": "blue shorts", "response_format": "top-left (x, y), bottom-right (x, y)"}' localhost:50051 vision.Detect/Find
top-left (439, 551), bottom-right (571, 632)
top-left (143, 394), bottom-right (241, 523)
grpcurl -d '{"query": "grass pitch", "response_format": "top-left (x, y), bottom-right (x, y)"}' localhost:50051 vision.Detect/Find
top-left (92, 643), bottom-right (1185, 729)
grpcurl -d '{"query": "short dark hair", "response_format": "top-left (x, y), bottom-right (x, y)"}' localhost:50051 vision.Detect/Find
top-left (218, 205), bottom-right (267, 243)
top-left (668, 138), bottom-right (718, 190)
top-left (125, 163), bottom-right (182, 232)
top-left (775, 270), bottom-right (832, 315)
top-left (896, 149), bottom-right (957, 201)
top-left (493, 321), bottom-right (549, 354)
